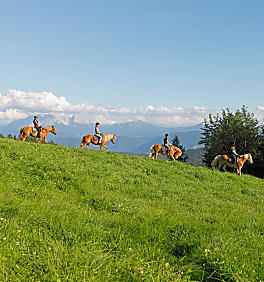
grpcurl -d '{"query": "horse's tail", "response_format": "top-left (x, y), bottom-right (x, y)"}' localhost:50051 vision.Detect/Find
top-left (211, 155), bottom-right (221, 168)
top-left (80, 135), bottom-right (88, 148)
top-left (18, 128), bottom-right (24, 140)
top-left (80, 136), bottom-right (85, 147)
top-left (149, 145), bottom-right (154, 158)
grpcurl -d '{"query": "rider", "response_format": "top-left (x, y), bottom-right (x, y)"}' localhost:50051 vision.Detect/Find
top-left (163, 133), bottom-right (171, 155)
top-left (229, 145), bottom-right (239, 167)
top-left (33, 116), bottom-right (42, 138)
top-left (95, 122), bottom-right (103, 144)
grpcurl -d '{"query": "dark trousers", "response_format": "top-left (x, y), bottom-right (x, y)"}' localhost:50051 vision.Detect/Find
top-left (230, 154), bottom-right (237, 164)
top-left (164, 144), bottom-right (170, 154)
top-left (36, 127), bottom-right (41, 137)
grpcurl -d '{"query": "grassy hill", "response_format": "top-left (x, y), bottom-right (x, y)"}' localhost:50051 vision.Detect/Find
top-left (0, 138), bottom-right (263, 281)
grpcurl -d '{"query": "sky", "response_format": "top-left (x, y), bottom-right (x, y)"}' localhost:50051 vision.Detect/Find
top-left (0, 0), bottom-right (264, 126)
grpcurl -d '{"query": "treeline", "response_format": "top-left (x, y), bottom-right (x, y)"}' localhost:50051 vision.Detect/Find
top-left (199, 106), bottom-right (264, 178)
top-left (0, 133), bottom-right (58, 145)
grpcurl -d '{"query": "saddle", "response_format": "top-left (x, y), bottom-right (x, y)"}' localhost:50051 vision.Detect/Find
top-left (93, 135), bottom-right (100, 144)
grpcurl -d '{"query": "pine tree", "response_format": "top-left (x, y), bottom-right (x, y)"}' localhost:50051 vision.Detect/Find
top-left (172, 135), bottom-right (187, 162)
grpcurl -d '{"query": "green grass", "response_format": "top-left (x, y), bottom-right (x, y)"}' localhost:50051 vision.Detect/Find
top-left (0, 138), bottom-right (263, 281)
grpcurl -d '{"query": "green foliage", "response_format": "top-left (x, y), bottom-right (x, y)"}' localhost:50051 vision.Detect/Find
top-left (172, 135), bottom-right (187, 162)
top-left (199, 106), bottom-right (264, 177)
top-left (0, 138), bottom-right (263, 281)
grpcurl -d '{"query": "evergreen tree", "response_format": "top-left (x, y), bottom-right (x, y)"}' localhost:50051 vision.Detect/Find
top-left (172, 135), bottom-right (187, 162)
top-left (199, 106), bottom-right (264, 177)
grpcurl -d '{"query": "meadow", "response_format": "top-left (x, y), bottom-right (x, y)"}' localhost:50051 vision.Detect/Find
top-left (0, 138), bottom-right (263, 281)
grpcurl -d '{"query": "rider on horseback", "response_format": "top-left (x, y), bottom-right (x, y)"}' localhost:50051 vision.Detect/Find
top-left (164, 133), bottom-right (171, 155)
top-left (33, 116), bottom-right (42, 138)
top-left (95, 122), bottom-right (103, 145)
top-left (229, 145), bottom-right (239, 167)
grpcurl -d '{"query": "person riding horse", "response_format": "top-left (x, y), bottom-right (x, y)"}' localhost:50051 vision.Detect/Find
top-left (33, 116), bottom-right (42, 138)
top-left (95, 122), bottom-right (103, 145)
top-left (229, 145), bottom-right (239, 167)
top-left (164, 133), bottom-right (171, 155)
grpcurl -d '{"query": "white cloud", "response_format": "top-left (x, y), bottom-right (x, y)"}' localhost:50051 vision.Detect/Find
top-left (0, 89), bottom-right (216, 127)
top-left (256, 106), bottom-right (264, 124)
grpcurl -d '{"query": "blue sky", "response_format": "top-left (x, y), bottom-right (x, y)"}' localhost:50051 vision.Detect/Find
top-left (0, 0), bottom-right (264, 125)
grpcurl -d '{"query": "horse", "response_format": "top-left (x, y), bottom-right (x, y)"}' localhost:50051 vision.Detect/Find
top-left (19, 126), bottom-right (57, 144)
top-left (149, 144), bottom-right (182, 161)
top-left (80, 134), bottom-right (116, 151)
top-left (211, 153), bottom-right (253, 176)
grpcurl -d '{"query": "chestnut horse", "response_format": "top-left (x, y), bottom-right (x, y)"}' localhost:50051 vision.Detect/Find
top-left (211, 153), bottom-right (253, 176)
top-left (80, 134), bottom-right (116, 151)
top-left (149, 144), bottom-right (182, 161)
top-left (19, 126), bottom-right (57, 144)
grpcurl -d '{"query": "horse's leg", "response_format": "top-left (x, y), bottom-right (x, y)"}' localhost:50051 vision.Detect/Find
top-left (44, 137), bottom-right (47, 144)
top-left (155, 150), bottom-right (158, 159)
top-left (37, 137), bottom-right (42, 144)
top-left (104, 145), bottom-right (109, 151)
top-left (170, 152), bottom-right (175, 161)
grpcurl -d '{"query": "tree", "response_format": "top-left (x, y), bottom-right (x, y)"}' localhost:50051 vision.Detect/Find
top-left (172, 135), bottom-right (187, 162)
top-left (199, 106), bottom-right (264, 177)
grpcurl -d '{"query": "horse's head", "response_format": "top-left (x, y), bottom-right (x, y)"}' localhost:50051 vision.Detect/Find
top-left (51, 126), bottom-right (57, 135)
top-left (172, 146), bottom-right (182, 159)
top-left (111, 135), bottom-right (116, 144)
top-left (244, 153), bottom-right (253, 164)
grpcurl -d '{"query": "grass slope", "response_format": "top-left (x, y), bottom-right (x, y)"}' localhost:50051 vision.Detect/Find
top-left (0, 138), bottom-right (263, 281)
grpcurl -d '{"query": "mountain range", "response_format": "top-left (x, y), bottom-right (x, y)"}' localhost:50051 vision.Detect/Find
top-left (0, 114), bottom-right (203, 153)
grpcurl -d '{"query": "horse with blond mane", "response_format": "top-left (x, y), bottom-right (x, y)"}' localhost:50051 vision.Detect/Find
top-left (149, 144), bottom-right (182, 161)
top-left (19, 126), bottom-right (56, 143)
top-left (80, 134), bottom-right (116, 151)
top-left (211, 153), bottom-right (253, 176)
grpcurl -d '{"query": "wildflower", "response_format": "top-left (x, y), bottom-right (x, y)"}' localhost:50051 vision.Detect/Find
top-left (234, 257), bottom-right (237, 260)
top-left (33, 252), bottom-right (36, 255)
top-left (0, 218), bottom-right (3, 220)
top-left (84, 210), bottom-right (87, 214)
top-left (7, 193), bottom-right (10, 197)
top-left (129, 248), bottom-right (132, 252)
top-left (16, 226), bottom-right (19, 229)
top-left (57, 258), bottom-right (61, 262)
top-left (8, 220), bottom-right (11, 224)
top-left (3, 237), bottom-right (6, 240)
top-left (16, 242), bottom-right (19, 246)
top-left (48, 247), bottom-right (52, 251)
top-left (165, 262), bottom-right (169, 267)
top-left (137, 268), bottom-right (144, 274)
top-left (17, 230), bottom-right (21, 233)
